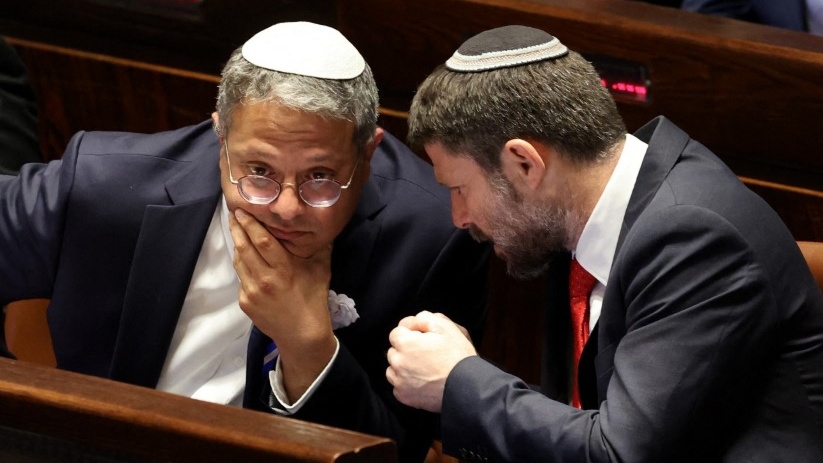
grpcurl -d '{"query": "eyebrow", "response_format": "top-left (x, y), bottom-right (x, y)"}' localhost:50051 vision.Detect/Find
top-left (239, 149), bottom-right (339, 165)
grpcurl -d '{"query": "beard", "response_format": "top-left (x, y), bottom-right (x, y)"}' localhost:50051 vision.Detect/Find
top-left (471, 174), bottom-right (580, 280)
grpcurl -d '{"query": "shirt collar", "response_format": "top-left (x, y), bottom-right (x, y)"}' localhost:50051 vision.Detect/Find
top-left (574, 134), bottom-right (647, 285)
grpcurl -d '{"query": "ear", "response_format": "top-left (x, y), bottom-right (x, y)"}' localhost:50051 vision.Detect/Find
top-left (364, 127), bottom-right (384, 163)
top-left (211, 112), bottom-right (224, 144)
top-left (500, 139), bottom-right (546, 192)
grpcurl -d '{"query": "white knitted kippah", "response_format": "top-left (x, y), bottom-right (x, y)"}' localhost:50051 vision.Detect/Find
top-left (446, 25), bottom-right (568, 72)
top-left (241, 21), bottom-right (366, 79)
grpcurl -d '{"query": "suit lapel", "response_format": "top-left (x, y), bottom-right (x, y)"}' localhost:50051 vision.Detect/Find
top-left (578, 117), bottom-right (690, 407)
top-left (618, 117), bottom-right (689, 249)
top-left (330, 173), bottom-right (385, 299)
top-left (110, 158), bottom-right (220, 388)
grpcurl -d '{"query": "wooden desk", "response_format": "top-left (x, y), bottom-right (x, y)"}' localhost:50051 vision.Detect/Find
top-left (0, 358), bottom-right (397, 463)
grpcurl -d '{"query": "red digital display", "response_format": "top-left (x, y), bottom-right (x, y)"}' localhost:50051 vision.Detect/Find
top-left (588, 55), bottom-right (650, 104)
top-left (601, 78), bottom-right (649, 103)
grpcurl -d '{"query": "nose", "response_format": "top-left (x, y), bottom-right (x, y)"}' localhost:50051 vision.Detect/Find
top-left (450, 192), bottom-right (471, 229)
top-left (269, 182), bottom-right (305, 221)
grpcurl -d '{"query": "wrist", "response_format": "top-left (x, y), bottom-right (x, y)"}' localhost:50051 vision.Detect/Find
top-left (278, 332), bottom-right (337, 401)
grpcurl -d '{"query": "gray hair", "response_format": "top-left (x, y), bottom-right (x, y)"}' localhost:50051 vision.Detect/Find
top-left (215, 47), bottom-right (379, 151)
top-left (408, 50), bottom-right (626, 174)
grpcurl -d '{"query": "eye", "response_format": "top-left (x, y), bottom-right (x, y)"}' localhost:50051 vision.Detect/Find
top-left (248, 165), bottom-right (270, 177)
top-left (308, 170), bottom-right (334, 181)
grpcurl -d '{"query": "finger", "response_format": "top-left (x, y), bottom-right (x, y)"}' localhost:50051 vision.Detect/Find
top-left (388, 325), bottom-right (411, 347)
top-left (234, 208), bottom-right (289, 268)
top-left (395, 311), bottom-right (435, 332)
top-left (397, 315), bottom-right (419, 330)
top-left (432, 312), bottom-right (455, 324)
top-left (386, 346), bottom-right (398, 367)
top-left (386, 365), bottom-right (397, 386)
top-left (455, 324), bottom-right (472, 341)
top-left (228, 212), bottom-right (261, 279)
top-left (410, 310), bottom-right (450, 333)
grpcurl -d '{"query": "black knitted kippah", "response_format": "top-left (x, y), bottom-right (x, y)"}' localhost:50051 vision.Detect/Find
top-left (445, 25), bottom-right (568, 72)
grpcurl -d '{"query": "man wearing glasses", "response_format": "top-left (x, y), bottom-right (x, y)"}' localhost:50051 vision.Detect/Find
top-left (0, 22), bottom-right (490, 463)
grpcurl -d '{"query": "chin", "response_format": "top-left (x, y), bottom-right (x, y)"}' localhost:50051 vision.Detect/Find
top-left (281, 241), bottom-right (312, 258)
top-left (283, 239), bottom-right (330, 260)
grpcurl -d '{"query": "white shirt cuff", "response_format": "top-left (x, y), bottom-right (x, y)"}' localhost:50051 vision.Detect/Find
top-left (268, 336), bottom-right (340, 415)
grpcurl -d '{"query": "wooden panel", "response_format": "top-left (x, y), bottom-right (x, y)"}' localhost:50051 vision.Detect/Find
top-left (0, 0), bottom-right (337, 75)
top-left (741, 178), bottom-right (823, 241)
top-left (339, 0), bottom-right (823, 238)
top-left (5, 37), bottom-right (220, 161)
top-left (339, 0), bottom-right (823, 187)
top-left (0, 357), bottom-right (397, 463)
top-left (798, 241), bottom-right (823, 292)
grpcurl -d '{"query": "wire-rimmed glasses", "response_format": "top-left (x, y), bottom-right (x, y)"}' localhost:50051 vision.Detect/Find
top-left (224, 139), bottom-right (360, 208)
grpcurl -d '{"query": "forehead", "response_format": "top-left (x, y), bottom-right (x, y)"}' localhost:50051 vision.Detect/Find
top-left (228, 102), bottom-right (356, 158)
top-left (425, 142), bottom-right (485, 185)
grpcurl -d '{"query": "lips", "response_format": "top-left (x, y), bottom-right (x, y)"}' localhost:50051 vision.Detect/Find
top-left (267, 227), bottom-right (308, 241)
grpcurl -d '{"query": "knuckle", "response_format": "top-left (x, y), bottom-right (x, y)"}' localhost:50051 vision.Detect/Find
top-left (254, 233), bottom-right (275, 251)
top-left (257, 274), bottom-right (278, 294)
top-left (234, 240), bottom-right (251, 254)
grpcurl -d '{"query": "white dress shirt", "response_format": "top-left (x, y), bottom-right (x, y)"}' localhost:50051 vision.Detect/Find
top-left (574, 134), bottom-right (648, 333)
top-left (155, 197), bottom-right (251, 406)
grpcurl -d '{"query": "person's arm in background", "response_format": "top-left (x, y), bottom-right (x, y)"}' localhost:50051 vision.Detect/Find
top-left (680, 0), bottom-right (754, 19)
top-left (0, 37), bottom-right (40, 175)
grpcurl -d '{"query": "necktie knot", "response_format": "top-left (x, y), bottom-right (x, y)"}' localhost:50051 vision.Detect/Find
top-left (569, 258), bottom-right (597, 300)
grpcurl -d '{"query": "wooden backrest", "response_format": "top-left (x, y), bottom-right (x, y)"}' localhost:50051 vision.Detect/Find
top-left (3, 299), bottom-right (55, 366)
top-left (4, 36), bottom-right (220, 162)
top-left (798, 241), bottom-right (823, 293)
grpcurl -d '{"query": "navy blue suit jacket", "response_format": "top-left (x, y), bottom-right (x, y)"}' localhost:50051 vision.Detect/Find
top-left (441, 117), bottom-right (823, 462)
top-left (0, 121), bottom-right (491, 463)
top-left (682, 0), bottom-right (808, 31)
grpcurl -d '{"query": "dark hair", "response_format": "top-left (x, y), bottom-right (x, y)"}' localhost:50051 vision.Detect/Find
top-left (408, 50), bottom-right (626, 173)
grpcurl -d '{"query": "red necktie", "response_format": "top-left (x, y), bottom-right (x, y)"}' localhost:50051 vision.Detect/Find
top-left (569, 258), bottom-right (597, 409)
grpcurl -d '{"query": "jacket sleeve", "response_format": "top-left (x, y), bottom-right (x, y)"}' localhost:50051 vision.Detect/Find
top-left (0, 131), bottom-right (85, 304)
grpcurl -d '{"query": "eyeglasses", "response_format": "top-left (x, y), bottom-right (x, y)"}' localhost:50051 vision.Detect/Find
top-left (224, 139), bottom-right (360, 208)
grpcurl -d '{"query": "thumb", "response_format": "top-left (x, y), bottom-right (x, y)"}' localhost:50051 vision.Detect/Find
top-left (412, 311), bottom-right (456, 334)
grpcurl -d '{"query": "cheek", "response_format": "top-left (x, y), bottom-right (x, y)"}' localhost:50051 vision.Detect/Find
top-left (316, 198), bottom-right (358, 238)
top-left (220, 172), bottom-right (241, 205)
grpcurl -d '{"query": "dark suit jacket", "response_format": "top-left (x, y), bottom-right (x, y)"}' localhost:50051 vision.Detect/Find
top-left (681, 0), bottom-right (808, 31)
top-left (441, 117), bottom-right (823, 462)
top-left (0, 120), bottom-right (491, 463)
